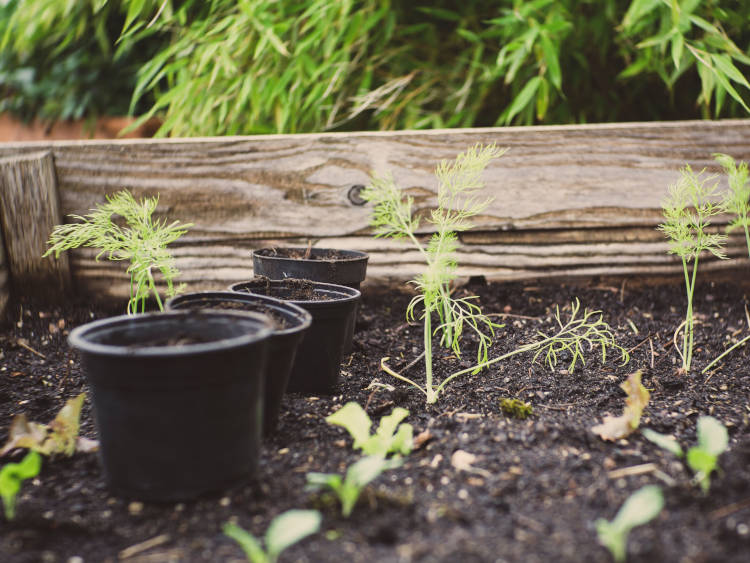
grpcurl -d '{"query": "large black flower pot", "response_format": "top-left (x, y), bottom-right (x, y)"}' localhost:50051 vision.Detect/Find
top-left (69, 310), bottom-right (272, 501)
top-left (165, 291), bottom-right (312, 435)
top-left (230, 279), bottom-right (360, 394)
top-left (252, 248), bottom-right (368, 353)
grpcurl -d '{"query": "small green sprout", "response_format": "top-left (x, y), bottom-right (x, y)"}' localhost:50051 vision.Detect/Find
top-left (223, 509), bottom-right (322, 563)
top-left (595, 485), bottom-right (664, 563)
top-left (1, 450), bottom-right (42, 520)
top-left (643, 415), bottom-right (729, 493)
top-left (499, 398), bottom-right (533, 420)
top-left (657, 166), bottom-right (727, 372)
top-left (306, 455), bottom-right (402, 518)
top-left (44, 190), bottom-right (192, 314)
top-left (326, 402), bottom-right (413, 458)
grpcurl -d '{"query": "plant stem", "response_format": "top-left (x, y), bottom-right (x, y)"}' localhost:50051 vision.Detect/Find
top-left (702, 332), bottom-right (750, 374)
top-left (682, 255), bottom-right (699, 372)
top-left (379, 358), bottom-right (427, 397)
top-left (744, 224), bottom-right (750, 258)
top-left (424, 309), bottom-right (436, 404)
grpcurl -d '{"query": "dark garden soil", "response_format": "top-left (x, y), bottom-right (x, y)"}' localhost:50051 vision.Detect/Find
top-left (1, 278), bottom-right (750, 563)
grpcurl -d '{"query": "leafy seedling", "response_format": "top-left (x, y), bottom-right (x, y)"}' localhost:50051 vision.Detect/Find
top-left (0, 450), bottom-right (42, 520)
top-left (714, 153), bottom-right (750, 257)
top-left (701, 154), bottom-right (750, 373)
top-left (382, 299), bottom-right (629, 402)
top-left (306, 455), bottom-right (402, 517)
top-left (223, 509), bottom-right (322, 563)
top-left (643, 415), bottom-right (729, 493)
top-left (44, 190), bottom-right (192, 314)
top-left (499, 398), bottom-right (533, 420)
top-left (592, 370), bottom-right (650, 441)
top-left (325, 402), bottom-right (413, 458)
top-left (362, 143), bottom-right (506, 403)
top-left (365, 147), bottom-right (629, 403)
top-left (595, 485), bottom-right (664, 563)
top-left (658, 165), bottom-right (727, 372)
top-left (0, 393), bottom-right (97, 457)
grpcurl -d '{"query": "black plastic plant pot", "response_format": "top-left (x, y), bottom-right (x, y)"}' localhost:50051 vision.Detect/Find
top-left (68, 310), bottom-right (273, 501)
top-left (252, 247), bottom-right (369, 290)
top-left (165, 291), bottom-right (312, 435)
top-left (252, 247), bottom-right (368, 353)
top-left (230, 279), bottom-right (360, 394)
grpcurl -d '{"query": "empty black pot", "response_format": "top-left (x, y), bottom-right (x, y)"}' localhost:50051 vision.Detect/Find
top-left (165, 291), bottom-right (312, 435)
top-left (69, 310), bottom-right (272, 501)
top-left (252, 247), bottom-right (368, 353)
top-left (230, 279), bottom-right (360, 394)
top-left (252, 247), bottom-right (368, 290)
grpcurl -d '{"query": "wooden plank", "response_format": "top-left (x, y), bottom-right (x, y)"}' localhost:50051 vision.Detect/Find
top-left (0, 151), bottom-right (71, 296)
top-left (0, 226), bottom-right (8, 321)
top-left (0, 120), bottom-right (748, 300)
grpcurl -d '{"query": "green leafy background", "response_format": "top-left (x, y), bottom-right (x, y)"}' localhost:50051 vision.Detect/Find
top-left (2, 0), bottom-right (749, 136)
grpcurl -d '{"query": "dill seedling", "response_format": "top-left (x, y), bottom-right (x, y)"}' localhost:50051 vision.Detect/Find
top-left (700, 155), bottom-right (750, 373)
top-left (44, 190), bottom-right (192, 314)
top-left (714, 153), bottom-right (750, 258)
top-left (365, 146), bottom-right (628, 403)
top-left (658, 166), bottom-right (727, 372)
top-left (362, 143), bottom-right (506, 404)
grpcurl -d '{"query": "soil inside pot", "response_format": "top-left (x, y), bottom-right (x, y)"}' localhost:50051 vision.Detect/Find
top-left (174, 299), bottom-right (289, 329)
top-left (257, 247), bottom-right (352, 262)
top-left (1, 278), bottom-right (750, 562)
top-left (241, 278), bottom-right (340, 302)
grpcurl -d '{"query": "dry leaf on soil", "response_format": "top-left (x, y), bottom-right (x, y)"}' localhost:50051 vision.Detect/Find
top-left (592, 370), bottom-right (650, 442)
top-left (0, 393), bottom-right (98, 456)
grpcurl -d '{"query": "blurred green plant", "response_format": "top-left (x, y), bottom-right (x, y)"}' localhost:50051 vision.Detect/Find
top-left (120, 0), bottom-right (750, 136)
top-left (2, 1), bottom-right (749, 134)
top-left (0, 450), bottom-right (41, 521)
top-left (0, 0), bottom-right (161, 125)
top-left (595, 485), bottom-right (664, 563)
top-left (643, 415), bottom-right (729, 493)
top-left (223, 510), bottom-right (322, 563)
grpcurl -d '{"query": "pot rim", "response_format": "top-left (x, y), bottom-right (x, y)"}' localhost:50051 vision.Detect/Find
top-left (68, 310), bottom-right (273, 358)
top-left (229, 279), bottom-right (361, 306)
top-left (253, 247), bottom-right (368, 264)
top-left (165, 291), bottom-right (313, 336)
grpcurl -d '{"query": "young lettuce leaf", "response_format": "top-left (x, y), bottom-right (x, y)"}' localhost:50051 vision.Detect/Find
top-left (223, 509), bottom-right (322, 563)
top-left (0, 450), bottom-right (42, 520)
top-left (326, 402), bottom-right (413, 458)
top-left (595, 485), bottom-right (664, 563)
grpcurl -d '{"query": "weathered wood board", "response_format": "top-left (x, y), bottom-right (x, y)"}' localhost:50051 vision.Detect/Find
top-left (0, 152), bottom-right (70, 317)
top-left (0, 119), bottom-right (749, 302)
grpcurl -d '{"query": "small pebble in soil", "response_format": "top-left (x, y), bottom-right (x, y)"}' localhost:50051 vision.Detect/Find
top-left (219, 497), bottom-right (231, 507)
top-left (128, 501), bottom-right (144, 515)
top-left (67, 557), bottom-right (84, 563)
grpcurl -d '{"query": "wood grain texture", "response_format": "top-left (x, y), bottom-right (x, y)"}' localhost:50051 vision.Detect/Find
top-left (0, 151), bottom-right (70, 298)
top-left (0, 120), bottom-right (749, 300)
top-left (0, 224), bottom-right (8, 321)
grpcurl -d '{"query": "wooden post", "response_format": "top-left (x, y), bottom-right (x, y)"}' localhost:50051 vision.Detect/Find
top-left (0, 227), bottom-right (8, 322)
top-left (0, 151), bottom-right (71, 301)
